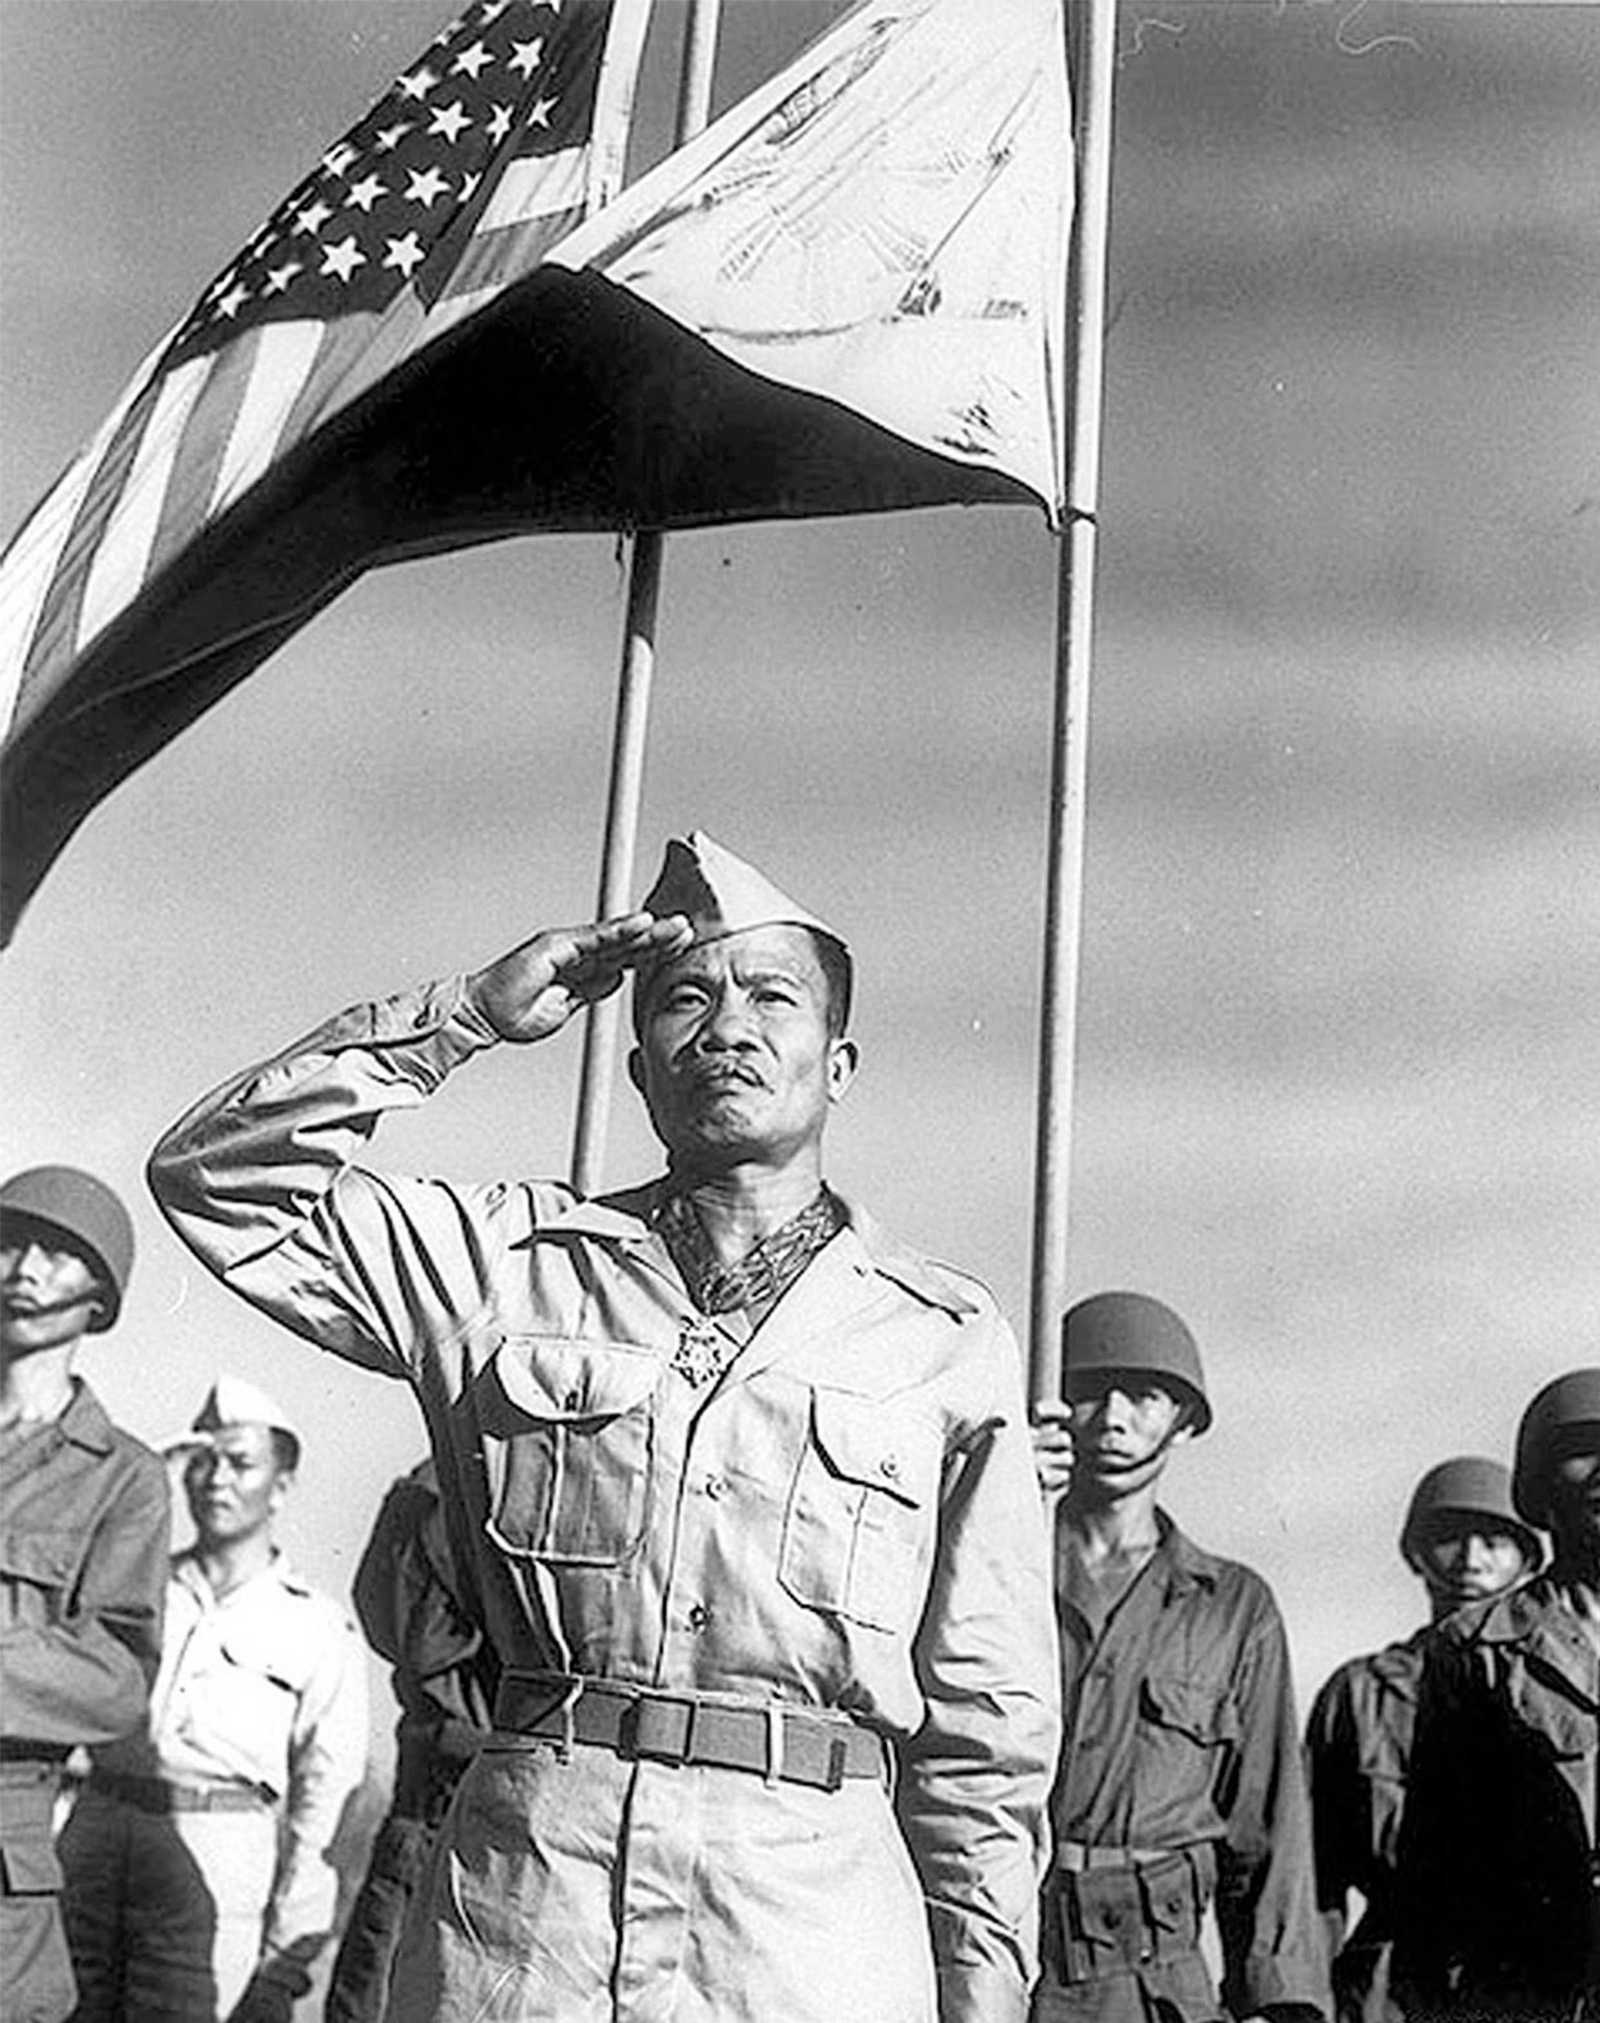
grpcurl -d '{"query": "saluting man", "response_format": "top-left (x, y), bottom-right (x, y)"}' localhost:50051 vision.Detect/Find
top-left (60, 1377), bottom-right (368, 2023)
top-left (146, 832), bottom-right (1060, 2023)
top-left (1031, 1292), bottom-right (1328, 2023)
top-left (1305, 1457), bottom-right (1541, 2022)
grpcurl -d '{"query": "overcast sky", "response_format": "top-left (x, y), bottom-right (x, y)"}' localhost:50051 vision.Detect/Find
top-left (3, 0), bottom-right (1598, 1744)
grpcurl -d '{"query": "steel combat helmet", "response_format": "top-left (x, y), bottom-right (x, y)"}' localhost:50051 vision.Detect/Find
top-left (1060, 1291), bottom-right (1212, 1434)
top-left (0, 1165), bottom-right (134, 1332)
top-left (1399, 1455), bottom-right (1543, 1569)
top-left (1512, 1369), bottom-right (1600, 1528)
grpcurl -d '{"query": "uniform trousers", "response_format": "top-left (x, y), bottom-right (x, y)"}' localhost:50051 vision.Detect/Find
top-left (387, 1735), bottom-right (939, 2023)
top-left (1, 1768), bottom-right (76, 2023)
top-left (60, 1786), bottom-right (277, 2020)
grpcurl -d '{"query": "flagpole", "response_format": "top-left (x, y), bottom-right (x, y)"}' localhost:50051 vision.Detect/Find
top-left (1028, 0), bottom-right (1119, 1403)
top-left (572, 0), bottom-right (724, 1197)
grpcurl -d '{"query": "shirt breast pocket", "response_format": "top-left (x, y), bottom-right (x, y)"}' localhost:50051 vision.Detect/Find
top-left (1507, 1668), bottom-right (1594, 1765)
top-left (484, 1335), bottom-right (662, 1568)
top-left (778, 1387), bottom-right (940, 1634)
top-left (0, 1529), bottom-right (74, 1625)
top-left (1138, 1673), bottom-right (1240, 1770)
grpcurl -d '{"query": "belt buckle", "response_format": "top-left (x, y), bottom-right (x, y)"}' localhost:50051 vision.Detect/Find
top-left (617, 1693), bottom-right (693, 1767)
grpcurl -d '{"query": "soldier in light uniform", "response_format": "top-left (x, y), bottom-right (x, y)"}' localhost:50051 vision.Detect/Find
top-left (1031, 1292), bottom-right (1328, 2023)
top-left (145, 832), bottom-right (1060, 2023)
top-left (0, 1167), bottom-right (169, 2023)
top-left (1397, 1370), bottom-right (1600, 2021)
top-left (1305, 1457), bottom-right (1540, 2022)
top-left (60, 1377), bottom-right (368, 2022)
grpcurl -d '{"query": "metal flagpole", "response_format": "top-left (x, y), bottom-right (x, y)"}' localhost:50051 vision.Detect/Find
top-left (571, 0), bottom-right (725, 1197)
top-left (1028, 0), bottom-right (1119, 1403)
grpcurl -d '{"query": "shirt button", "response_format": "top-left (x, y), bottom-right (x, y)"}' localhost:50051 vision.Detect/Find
top-left (704, 1476), bottom-right (725, 1500)
top-left (879, 1455), bottom-right (900, 1480)
top-left (687, 1604), bottom-right (711, 1632)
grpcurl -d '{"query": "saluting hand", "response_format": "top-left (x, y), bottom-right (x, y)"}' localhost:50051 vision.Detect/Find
top-left (1030, 1402), bottom-right (1075, 1502)
top-left (466, 911), bottom-right (693, 1045)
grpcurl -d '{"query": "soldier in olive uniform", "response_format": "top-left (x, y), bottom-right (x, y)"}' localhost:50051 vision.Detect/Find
top-left (1397, 1370), bottom-right (1600, 2021)
top-left (0, 1167), bottom-right (169, 2023)
top-left (1031, 1291), bottom-right (1329, 2023)
top-left (1305, 1457), bottom-right (1541, 2022)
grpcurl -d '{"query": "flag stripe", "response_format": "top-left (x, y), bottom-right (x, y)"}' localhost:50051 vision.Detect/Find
top-left (76, 357), bottom-right (212, 658)
top-left (144, 335), bottom-right (262, 590)
top-left (20, 381), bottom-right (164, 703)
top-left (210, 321), bottom-right (328, 518)
top-left (476, 145), bottom-right (587, 232)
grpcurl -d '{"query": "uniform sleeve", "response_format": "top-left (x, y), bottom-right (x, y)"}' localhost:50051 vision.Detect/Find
top-left (146, 977), bottom-right (509, 1373)
top-left (1304, 1664), bottom-right (1360, 1939)
top-left (1213, 1588), bottom-right (1330, 2020)
top-left (0, 1445), bottom-right (170, 1749)
top-left (256, 1605), bottom-right (370, 1991)
top-left (897, 1321), bottom-right (1061, 2023)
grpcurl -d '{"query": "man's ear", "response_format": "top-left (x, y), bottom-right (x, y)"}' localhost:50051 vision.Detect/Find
top-left (626, 1047), bottom-right (645, 1096)
top-left (827, 1037), bottom-right (859, 1104)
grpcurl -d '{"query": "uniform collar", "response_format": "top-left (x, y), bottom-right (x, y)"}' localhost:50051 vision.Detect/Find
top-left (57, 1379), bottom-right (117, 1455)
top-left (1152, 1512), bottom-right (1225, 1596)
top-left (1467, 1575), bottom-right (1571, 1646)
top-left (533, 1180), bottom-right (977, 1319)
top-left (173, 1545), bottom-right (311, 1604)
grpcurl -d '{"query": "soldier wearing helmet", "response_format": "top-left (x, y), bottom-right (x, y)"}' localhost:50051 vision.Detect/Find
top-left (1305, 1458), bottom-right (1541, 2021)
top-left (0, 1166), bottom-right (170, 2023)
top-left (1029, 1291), bottom-right (1328, 2023)
top-left (1396, 1370), bottom-right (1600, 2020)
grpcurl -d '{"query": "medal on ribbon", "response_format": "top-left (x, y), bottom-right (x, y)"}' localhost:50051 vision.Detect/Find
top-left (671, 1316), bottom-right (728, 1389)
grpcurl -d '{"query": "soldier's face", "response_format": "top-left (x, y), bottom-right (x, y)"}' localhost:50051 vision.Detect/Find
top-left (184, 1422), bottom-right (290, 1547)
top-left (1413, 1522), bottom-right (1530, 1610)
top-left (0, 1226), bottom-right (104, 1356)
top-left (1547, 1437), bottom-right (1600, 1551)
top-left (630, 926), bottom-right (857, 1169)
top-left (1063, 1374), bottom-right (1191, 1491)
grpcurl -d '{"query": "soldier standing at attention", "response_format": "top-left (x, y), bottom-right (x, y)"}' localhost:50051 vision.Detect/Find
top-left (0, 1166), bottom-right (169, 2023)
top-left (1031, 1291), bottom-right (1329, 2023)
top-left (60, 1377), bottom-right (368, 2023)
top-left (145, 832), bottom-right (1060, 2023)
top-left (1305, 1457), bottom-right (1540, 2021)
top-left (1397, 1371), bottom-right (1600, 2020)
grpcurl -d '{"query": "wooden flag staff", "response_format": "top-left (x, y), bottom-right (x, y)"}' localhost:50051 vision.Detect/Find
top-left (571, 0), bottom-right (725, 1198)
top-left (1028, 0), bottom-right (1119, 1402)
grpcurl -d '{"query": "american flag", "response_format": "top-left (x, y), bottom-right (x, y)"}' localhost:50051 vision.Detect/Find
top-left (0, 0), bottom-right (652, 743)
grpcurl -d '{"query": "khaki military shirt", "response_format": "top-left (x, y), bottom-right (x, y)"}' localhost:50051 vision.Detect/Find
top-left (148, 976), bottom-right (1060, 2022)
top-left (95, 1548), bottom-right (368, 1970)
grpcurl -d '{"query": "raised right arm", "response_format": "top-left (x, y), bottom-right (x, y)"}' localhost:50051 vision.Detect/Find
top-left (147, 914), bottom-right (690, 1372)
top-left (146, 976), bottom-right (508, 1372)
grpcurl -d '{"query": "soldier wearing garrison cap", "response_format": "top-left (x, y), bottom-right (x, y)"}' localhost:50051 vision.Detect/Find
top-left (1305, 1457), bottom-right (1540, 2022)
top-left (1395, 1372), bottom-right (1600, 2020)
top-left (60, 1375), bottom-right (366, 2023)
top-left (147, 833), bottom-right (1059, 2023)
top-left (0, 1166), bottom-right (169, 2023)
top-left (1030, 1292), bottom-right (1329, 2023)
